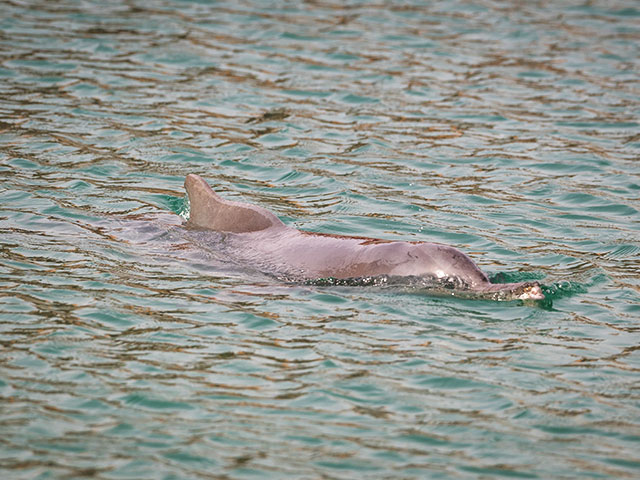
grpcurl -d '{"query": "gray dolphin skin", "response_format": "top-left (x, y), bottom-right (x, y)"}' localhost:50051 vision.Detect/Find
top-left (184, 174), bottom-right (545, 301)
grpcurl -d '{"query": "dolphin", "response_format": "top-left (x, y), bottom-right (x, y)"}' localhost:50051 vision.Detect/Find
top-left (183, 174), bottom-right (544, 301)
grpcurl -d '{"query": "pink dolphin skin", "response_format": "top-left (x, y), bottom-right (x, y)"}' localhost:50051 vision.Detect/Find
top-left (183, 174), bottom-right (544, 301)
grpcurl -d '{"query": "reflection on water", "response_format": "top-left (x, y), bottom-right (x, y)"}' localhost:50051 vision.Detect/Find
top-left (1, 0), bottom-right (639, 479)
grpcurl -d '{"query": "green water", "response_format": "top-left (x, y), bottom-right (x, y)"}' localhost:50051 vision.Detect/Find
top-left (1, 1), bottom-right (639, 479)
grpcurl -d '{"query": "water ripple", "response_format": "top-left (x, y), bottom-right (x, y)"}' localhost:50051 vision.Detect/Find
top-left (1, 1), bottom-right (639, 479)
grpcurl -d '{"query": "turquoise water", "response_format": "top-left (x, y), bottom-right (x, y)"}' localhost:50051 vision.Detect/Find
top-left (1, 1), bottom-right (639, 478)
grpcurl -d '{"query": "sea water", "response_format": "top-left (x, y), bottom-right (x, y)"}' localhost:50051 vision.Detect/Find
top-left (1, 1), bottom-right (639, 479)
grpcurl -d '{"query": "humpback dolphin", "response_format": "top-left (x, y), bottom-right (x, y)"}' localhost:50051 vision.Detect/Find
top-left (183, 174), bottom-right (544, 301)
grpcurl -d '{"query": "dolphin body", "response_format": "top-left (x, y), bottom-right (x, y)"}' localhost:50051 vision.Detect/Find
top-left (183, 174), bottom-right (544, 301)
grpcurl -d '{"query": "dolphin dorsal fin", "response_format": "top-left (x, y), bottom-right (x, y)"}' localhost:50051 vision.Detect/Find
top-left (184, 174), bottom-right (285, 233)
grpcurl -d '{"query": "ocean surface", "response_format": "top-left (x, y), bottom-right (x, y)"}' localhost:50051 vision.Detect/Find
top-left (1, 1), bottom-right (639, 479)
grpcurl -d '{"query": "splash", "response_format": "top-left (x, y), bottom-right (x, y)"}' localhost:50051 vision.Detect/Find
top-left (304, 274), bottom-right (545, 303)
top-left (490, 271), bottom-right (590, 301)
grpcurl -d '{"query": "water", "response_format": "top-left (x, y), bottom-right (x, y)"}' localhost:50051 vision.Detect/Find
top-left (1, 0), bottom-right (639, 478)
